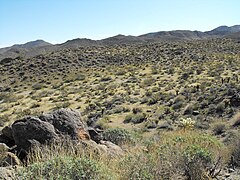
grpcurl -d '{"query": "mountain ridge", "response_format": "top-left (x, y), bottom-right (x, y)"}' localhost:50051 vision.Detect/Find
top-left (0, 25), bottom-right (240, 60)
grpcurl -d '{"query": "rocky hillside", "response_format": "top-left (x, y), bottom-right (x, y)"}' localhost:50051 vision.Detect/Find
top-left (0, 29), bottom-right (240, 179)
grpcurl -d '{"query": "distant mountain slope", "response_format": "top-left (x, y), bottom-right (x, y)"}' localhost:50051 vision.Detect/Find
top-left (12, 39), bottom-right (52, 49)
top-left (101, 34), bottom-right (146, 45)
top-left (59, 38), bottom-right (101, 48)
top-left (139, 30), bottom-right (209, 41)
top-left (206, 25), bottom-right (240, 36)
top-left (1, 25), bottom-right (240, 60)
top-left (0, 40), bottom-right (53, 60)
top-left (224, 31), bottom-right (240, 41)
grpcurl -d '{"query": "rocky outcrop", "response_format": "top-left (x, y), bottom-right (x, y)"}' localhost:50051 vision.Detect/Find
top-left (12, 117), bottom-right (58, 151)
top-left (39, 108), bottom-right (90, 140)
top-left (0, 108), bottom-right (123, 162)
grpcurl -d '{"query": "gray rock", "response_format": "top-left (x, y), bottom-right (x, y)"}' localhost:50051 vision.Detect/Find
top-left (228, 168), bottom-right (235, 173)
top-left (39, 108), bottom-right (90, 140)
top-left (158, 121), bottom-right (171, 129)
top-left (1, 126), bottom-right (13, 140)
top-left (98, 140), bottom-right (124, 156)
top-left (12, 117), bottom-right (58, 151)
top-left (225, 173), bottom-right (231, 177)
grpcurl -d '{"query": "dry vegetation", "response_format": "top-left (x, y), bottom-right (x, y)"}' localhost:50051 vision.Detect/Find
top-left (0, 38), bottom-right (240, 179)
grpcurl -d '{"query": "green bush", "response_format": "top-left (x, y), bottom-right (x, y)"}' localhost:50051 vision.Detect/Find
top-left (18, 156), bottom-right (111, 180)
top-left (103, 128), bottom-right (133, 145)
top-left (183, 145), bottom-right (212, 179)
top-left (124, 113), bottom-right (147, 124)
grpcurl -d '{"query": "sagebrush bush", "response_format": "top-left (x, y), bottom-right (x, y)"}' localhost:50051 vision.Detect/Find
top-left (103, 128), bottom-right (133, 145)
top-left (183, 145), bottom-right (212, 179)
top-left (117, 130), bottom-right (228, 179)
top-left (124, 113), bottom-right (147, 124)
top-left (18, 156), bottom-right (111, 180)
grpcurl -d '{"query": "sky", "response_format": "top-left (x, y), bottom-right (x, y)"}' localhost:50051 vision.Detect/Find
top-left (0, 0), bottom-right (239, 47)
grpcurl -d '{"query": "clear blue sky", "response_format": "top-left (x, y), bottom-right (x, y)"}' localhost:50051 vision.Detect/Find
top-left (0, 0), bottom-right (239, 47)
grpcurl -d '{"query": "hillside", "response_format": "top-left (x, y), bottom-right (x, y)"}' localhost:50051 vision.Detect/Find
top-left (0, 29), bottom-right (240, 179)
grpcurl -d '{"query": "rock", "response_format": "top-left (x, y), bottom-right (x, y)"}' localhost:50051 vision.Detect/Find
top-left (0, 167), bottom-right (15, 180)
top-left (1, 126), bottom-right (13, 140)
top-left (0, 152), bottom-right (20, 167)
top-left (183, 104), bottom-right (193, 115)
top-left (88, 127), bottom-right (102, 143)
top-left (147, 122), bottom-right (157, 129)
top-left (12, 117), bottom-right (58, 151)
top-left (192, 111), bottom-right (200, 115)
top-left (158, 121), bottom-right (171, 129)
top-left (230, 93), bottom-right (240, 107)
top-left (98, 140), bottom-right (124, 156)
top-left (225, 173), bottom-right (231, 177)
top-left (39, 108), bottom-right (90, 140)
top-left (80, 140), bottom-right (123, 157)
top-left (0, 134), bottom-right (14, 147)
top-left (228, 168), bottom-right (235, 173)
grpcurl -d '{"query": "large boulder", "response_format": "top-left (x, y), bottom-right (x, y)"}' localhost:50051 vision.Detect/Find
top-left (12, 117), bottom-right (58, 151)
top-left (39, 108), bottom-right (90, 140)
top-left (10, 108), bottom-right (90, 152)
top-left (1, 126), bottom-right (13, 141)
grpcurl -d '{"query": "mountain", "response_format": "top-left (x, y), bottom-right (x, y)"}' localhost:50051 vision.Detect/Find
top-left (224, 31), bottom-right (240, 41)
top-left (139, 30), bottom-right (209, 41)
top-left (1, 25), bottom-right (240, 60)
top-left (12, 39), bottom-right (52, 49)
top-left (59, 38), bottom-right (101, 48)
top-left (0, 40), bottom-right (53, 60)
top-left (101, 34), bottom-right (146, 45)
top-left (206, 25), bottom-right (240, 36)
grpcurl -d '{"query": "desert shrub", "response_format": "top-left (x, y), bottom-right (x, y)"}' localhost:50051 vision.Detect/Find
top-left (115, 69), bottom-right (126, 76)
top-left (75, 74), bottom-right (86, 81)
top-left (16, 108), bottom-right (32, 119)
top-left (183, 104), bottom-right (194, 115)
top-left (212, 122), bottom-right (226, 135)
top-left (103, 128), bottom-right (133, 145)
top-left (216, 102), bottom-right (225, 114)
top-left (118, 130), bottom-right (226, 179)
top-left (183, 145), bottom-right (212, 179)
top-left (151, 86), bottom-right (159, 92)
top-left (132, 107), bottom-right (142, 114)
top-left (147, 97), bottom-right (158, 105)
top-left (231, 112), bottom-right (240, 127)
top-left (32, 82), bottom-right (44, 90)
top-left (119, 152), bottom-right (156, 180)
top-left (141, 77), bottom-right (155, 87)
top-left (230, 139), bottom-right (240, 167)
top-left (30, 103), bottom-right (40, 108)
top-left (207, 104), bottom-right (216, 115)
top-left (0, 93), bottom-right (21, 103)
top-left (224, 130), bottom-right (240, 167)
top-left (0, 114), bottom-right (10, 126)
top-left (180, 72), bottom-right (189, 80)
top-left (106, 106), bottom-right (130, 115)
top-left (18, 156), bottom-right (110, 180)
top-left (100, 76), bottom-right (112, 82)
top-left (124, 113), bottom-right (147, 124)
top-left (172, 101), bottom-right (184, 110)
